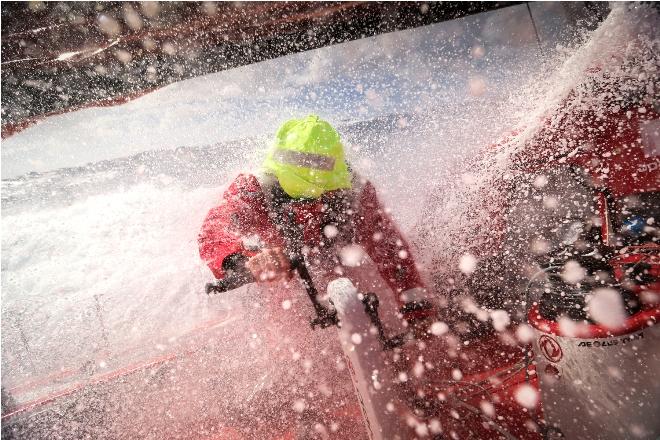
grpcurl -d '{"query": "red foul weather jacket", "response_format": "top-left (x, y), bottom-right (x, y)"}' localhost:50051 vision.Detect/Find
top-left (198, 173), bottom-right (424, 306)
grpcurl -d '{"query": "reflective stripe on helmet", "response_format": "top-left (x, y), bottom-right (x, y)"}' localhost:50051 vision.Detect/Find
top-left (272, 149), bottom-right (336, 171)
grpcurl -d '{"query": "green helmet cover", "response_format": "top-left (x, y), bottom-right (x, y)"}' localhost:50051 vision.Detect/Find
top-left (263, 115), bottom-right (352, 199)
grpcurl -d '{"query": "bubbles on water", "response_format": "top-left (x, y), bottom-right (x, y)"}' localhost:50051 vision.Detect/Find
top-left (461, 173), bottom-right (477, 186)
top-left (140, 1), bottom-right (161, 18)
top-left (514, 384), bottom-right (538, 409)
top-left (558, 316), bottom-right (579, 337)
top-left (430, 321), bottom-right (449, 336)
top-left (470, 45), bottom-right (486, 59)
top-left (588, 288), bottom-right (627, 329)
top-left (515, 324), bottom-right (534, 343)
top-left (429, 418), bottom-right (442, 434)
top-left (480, 400), bottom-right (495, 417)
top-left (317, 382), bottom-right (332, 397)
top-left (543, 195), bottom-right (559, 210)
top-left (313, 423), bottom-right (329, 437)
top-left (458, 253), bottom-right (477, 275)
top-left (629, 424), bottom-right (649, 438)
top-left (607, 366), bottom-right (623, 380)
top-left (468, 76), bottom-right (487, 97)
top-left (339, 244), bottom-right (366, 267)
top-left (413, 362), bottom-right (425, 378)
top-left (533, 175), bottom-right (548, 188)
top-left (490, 310), bottom-right (510, 332)
top-left (27, 1), bottom-right (45, 11)
top-left (202, 1), bottom-right (218, 16)
top-left (530, 238), bottom-right (551, 255)
top-left (122, 5), bottom-right (143, 30)
top-left (292, 398), bottom-right (307, 413)
top-left (561, 260), bottom-right (586, 284)
top-left (371, 369), bottom-right (382, 390)
top-left (114, 49), bottom-right (133, 64)
top-left (97, 14), bottom-right (121, 37)
top-left (415, 423), bottom-right (429, 437)
top-left (323, 224), bottom-right (339, 239)
top-left (639, 290), bottom-right (659, 306)
top-left (162, 42), bottom-right (177, 56)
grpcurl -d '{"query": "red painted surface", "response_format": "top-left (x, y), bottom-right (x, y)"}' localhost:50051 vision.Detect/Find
top-left (528, 304), bottom-right (660, 339)
top-left (609, 246), bottom-right (660, 293)
top-left (396, 329), bottom-right (543, 439)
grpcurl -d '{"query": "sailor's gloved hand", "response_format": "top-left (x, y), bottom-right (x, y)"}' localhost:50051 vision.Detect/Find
top-left (246, 248), bottom-right (292, 283)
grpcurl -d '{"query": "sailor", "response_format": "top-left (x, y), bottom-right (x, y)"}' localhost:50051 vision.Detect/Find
top-left (198, 115), bottom-right (433, 326)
